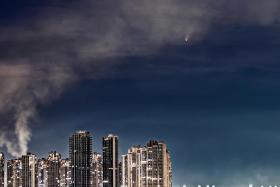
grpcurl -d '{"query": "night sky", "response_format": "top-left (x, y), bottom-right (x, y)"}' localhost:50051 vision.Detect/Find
top-left (1, 0), bottom-right (280, 187)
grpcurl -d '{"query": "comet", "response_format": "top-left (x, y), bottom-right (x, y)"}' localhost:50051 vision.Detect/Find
top-left (185, 34), bottom-right (191, 45)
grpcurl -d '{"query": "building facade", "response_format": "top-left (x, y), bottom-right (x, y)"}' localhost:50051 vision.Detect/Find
top-left (60, 158), bottom-right (72, 187)
top-left (118, 161), bottom-right (122, 187)
top-left (7, 159), bottom-right (22, 187)
top-left (103, 134), bottom-right (119, 187)
top-left (69, 131), bottom-right (92, 187)
top-left (47, 151), bottom-right (61, 186)
top-left (0, 153), bottom-right (4, 187)
top-left (122, 140), bottom-right (172, 187)
top-left (91, 152), bottom-right (103, 187)
top-left (37, 158), bottom-right (48, 186)
top-left (21, 153), bottom-right (37, 187)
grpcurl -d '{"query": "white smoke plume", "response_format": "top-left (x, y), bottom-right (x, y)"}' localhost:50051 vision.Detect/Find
top-left (0, 64), bottom-right (75, 157)
top-left (0, 0), bottom-right (280, 157)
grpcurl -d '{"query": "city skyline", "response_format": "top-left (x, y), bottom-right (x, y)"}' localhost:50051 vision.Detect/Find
top-left (1, 131), bottom-right (172, 159)
top-left (1, 131), bottom-right (173, 187)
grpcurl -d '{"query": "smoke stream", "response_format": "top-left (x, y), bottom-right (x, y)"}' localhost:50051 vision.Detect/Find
top-left (0, 64), bottom-right (75, 157)
top-left (15, 109), bottom-right (33, 156)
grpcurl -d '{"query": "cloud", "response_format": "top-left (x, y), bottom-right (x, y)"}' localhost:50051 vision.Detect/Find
top-left (0, 0), bottom-right (280, 157)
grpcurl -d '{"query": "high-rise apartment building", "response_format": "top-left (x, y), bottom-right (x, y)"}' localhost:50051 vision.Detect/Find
top-left (7, 159), bottom-right (22, 187)
top-left (103, 134), bottom-right (119, 187)
top-left (21, 153), bottom-right (37, 187)
top-left (122, 140), bottom-right (172, 187)
top-left (37, 158), bottom-right (48, 186)
top-left (69, 131), bottom-right (92, 187)
top-left (91, 152), bottom-right (103, 187)
top-left (0, 153), bottom-right (4, 187)
top-left (47, 151), bottom-right (61, 186)
top-left (118, 161), bottom-right (122, 187)
top-left (60, 158), bottom-right (72, 187)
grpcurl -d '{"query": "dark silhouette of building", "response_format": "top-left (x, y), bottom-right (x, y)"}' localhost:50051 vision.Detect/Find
top-left (118, 161), bottom-right (122, 187)
top-left (103, 134), bottom-right (119, 187)
top-left (0, 153), bottom-right (4, 187)
top-left (69, 131), bottom-right (92, 187)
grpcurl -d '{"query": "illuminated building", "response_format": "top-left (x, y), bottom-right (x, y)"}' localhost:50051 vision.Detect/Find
top-left (7, 159), bottom-right (22, 187)
top-left (0, 153), bottom-right (4, 187)
top-left (37, 158), bottom-right (48, 186)
top-left (91, 152), bottom-right (103, 187)
top-left (47, 151), bottom-right (61, 186)
top-left (21, 153), bottom-right (37, 187)
top-left (103, 134), bottom-right (119, 187)
top-left (60, 158), bottom-right (72, 187)
top-left (69, 131), bottom-right (92, 187)
top-left (122, 140), bottom-right (172, 187)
